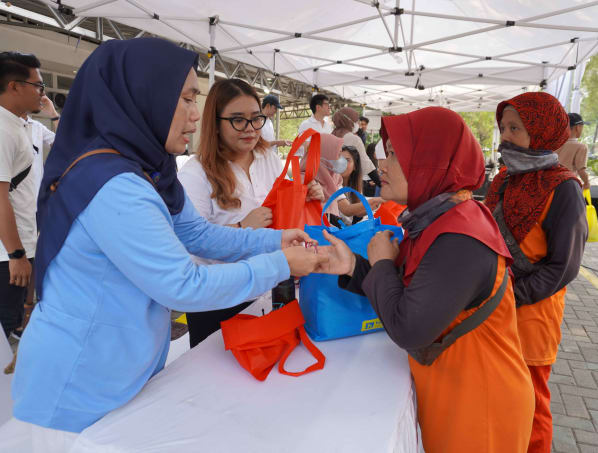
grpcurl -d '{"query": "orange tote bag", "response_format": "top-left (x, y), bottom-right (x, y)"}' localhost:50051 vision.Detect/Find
top-left (262, 128), bottom-right (327, 229)
top-left (221, 300), bottom-right (325, 381)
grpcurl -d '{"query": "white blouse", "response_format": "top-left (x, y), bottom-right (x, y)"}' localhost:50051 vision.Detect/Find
top-left (177, 148), bottom-right (283, 265)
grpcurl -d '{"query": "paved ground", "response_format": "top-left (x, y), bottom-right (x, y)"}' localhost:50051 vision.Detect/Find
top-left (551, 241), bottom-right (598, 453)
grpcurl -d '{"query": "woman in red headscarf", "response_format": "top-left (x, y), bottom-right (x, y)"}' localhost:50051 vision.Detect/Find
top-left (316, 107), bottom-right (534, 453)
top-left (485, 92), bottom-right (587, 453)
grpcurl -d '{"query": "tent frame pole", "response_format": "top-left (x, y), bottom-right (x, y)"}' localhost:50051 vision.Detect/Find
top-left (209, 17), bottom-right (216, 88)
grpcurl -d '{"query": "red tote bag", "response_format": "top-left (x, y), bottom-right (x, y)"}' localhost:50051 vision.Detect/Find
top-left (262, 128), bottom-right (328, 230)
top-left (221, 300), bottom-right (325, 381)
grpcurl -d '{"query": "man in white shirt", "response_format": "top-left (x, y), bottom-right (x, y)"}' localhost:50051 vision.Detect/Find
top-left (0, 51), bottom-right (44, 339)
top-left (22, 95), bottom-right (59, 196)
top-left (261, 94), bottom-right (291, 154)
top-left (297, 93), bottom-right (333, 137)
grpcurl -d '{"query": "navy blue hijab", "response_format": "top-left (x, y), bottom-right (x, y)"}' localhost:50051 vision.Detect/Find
top-left (36, 38), bottom-right (198, 298)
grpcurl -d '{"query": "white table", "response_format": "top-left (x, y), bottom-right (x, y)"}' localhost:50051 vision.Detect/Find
top-left (71, 330), bottom-right (418, 453)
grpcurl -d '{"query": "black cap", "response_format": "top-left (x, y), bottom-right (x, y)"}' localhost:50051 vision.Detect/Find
top-left (569, 112), bottom-right (589, 127)
top-left (262, 94), bottom-right (282, 109)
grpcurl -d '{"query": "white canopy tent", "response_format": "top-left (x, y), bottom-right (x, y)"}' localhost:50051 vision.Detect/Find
top-left (43, 0), bottom-right (598, 113)
top-left (45, 0), bottom-right (598, 113)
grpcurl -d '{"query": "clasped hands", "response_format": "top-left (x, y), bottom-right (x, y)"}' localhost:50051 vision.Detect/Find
top-left (281, 229), bottom-right (399, 278)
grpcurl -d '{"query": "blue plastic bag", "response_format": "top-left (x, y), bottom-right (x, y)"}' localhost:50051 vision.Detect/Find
top-left (299, 187), bottom-right (403, 341)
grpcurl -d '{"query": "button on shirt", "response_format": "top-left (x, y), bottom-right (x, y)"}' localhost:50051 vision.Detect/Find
top-left (0, 105), bottom-right (37, 260)
top-left (24, 116), bottom-right (55, 197)
top-left (177, 150), bottom-right (283, 266)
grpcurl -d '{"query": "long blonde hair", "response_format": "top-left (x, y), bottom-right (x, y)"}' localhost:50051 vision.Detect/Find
top-left (197, 79), bottom-right (269, 209)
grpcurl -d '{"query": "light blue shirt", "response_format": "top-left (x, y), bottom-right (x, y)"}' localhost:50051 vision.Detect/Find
top-left (12, 173), bottom-right (289, 432)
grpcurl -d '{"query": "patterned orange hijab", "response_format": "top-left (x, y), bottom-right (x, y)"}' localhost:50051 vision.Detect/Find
top-left (485, 92), bottom-right (577, 243)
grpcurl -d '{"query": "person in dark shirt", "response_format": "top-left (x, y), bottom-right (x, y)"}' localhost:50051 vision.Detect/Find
top-left (485, 92), bottom-right (587, 453)
top-left (356, 116), bottom-right (368, 144)
top-left (315, 106), bottom-right (534, 453)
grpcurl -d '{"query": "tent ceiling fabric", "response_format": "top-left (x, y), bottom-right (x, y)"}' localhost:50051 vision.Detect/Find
top-left (64, 0), bottom-right (598, 112)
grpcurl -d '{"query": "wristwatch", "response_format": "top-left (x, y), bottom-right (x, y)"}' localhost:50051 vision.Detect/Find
top-left (8, 249), bottom-right (26, 259)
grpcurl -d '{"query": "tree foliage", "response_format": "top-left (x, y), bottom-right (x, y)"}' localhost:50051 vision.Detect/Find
top-left (458, 111), bottom-right (496, 154)
top-left (580, 54), bottom-right (598, 152)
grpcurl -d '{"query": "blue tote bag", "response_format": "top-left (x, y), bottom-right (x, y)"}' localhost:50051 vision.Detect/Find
top-left (299, 187), bottom-right (403, 341)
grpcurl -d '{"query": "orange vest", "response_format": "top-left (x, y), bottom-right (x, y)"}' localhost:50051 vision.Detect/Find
top-left (409, 256), bottom-right (534, 453)
top-left (516, 191), bottom-right (566, 366)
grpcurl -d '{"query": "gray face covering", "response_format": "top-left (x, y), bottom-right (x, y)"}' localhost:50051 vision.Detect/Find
top-left (499, 141), bottom-right (558, 175)
top-left (321, 156), bottom-right (348, 174)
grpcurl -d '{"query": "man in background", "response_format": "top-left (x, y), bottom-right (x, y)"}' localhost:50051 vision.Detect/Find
top-left (357, 116), bottom-right (369, 145)
top-left (555, 113), bottom-right (591, 190)
top-left (297, 93), bottom-right (333, 137)
top-left (261, 94), bottom-right (290, 153)
top-left (0, 51), bottom-right (42, 339)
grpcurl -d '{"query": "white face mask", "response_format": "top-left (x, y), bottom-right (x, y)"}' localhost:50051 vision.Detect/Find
top-left (322, 156), bottom-right (348, 174)
top-left (352, 122), bottom-right (359, 134)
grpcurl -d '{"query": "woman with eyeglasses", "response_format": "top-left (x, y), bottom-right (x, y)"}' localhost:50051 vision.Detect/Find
top-left (178, 78), bottom-right (325, 347)
top-left (11, 40), bottom-right (325, 447)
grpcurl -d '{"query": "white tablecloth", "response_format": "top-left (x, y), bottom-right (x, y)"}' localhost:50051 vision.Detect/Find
top-left (71, 330), bottom-right (418, 453)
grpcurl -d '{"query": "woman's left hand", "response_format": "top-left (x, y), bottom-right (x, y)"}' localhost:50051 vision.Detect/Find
top-left (281, 229), bottom-right (317, 248)
top-left (306, 180), bottom-right (325, 202)
top-left (367, 230), bottom-right (399, 266)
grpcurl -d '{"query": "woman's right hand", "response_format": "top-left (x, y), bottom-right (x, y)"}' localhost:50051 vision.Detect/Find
top-left (313, 230), bottom-right (356, 276)
top-left (283, 246), bottom-right (329, 277)
top-left (240, 206), bottom-right (273, 229)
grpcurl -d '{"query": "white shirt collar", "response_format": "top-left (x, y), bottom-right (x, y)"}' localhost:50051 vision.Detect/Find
top-left (0, 104), bottom-right (27, 129)
top-left (309, 115), bottom-right (326, 126)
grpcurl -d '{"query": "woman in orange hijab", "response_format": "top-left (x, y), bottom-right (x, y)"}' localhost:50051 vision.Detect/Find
top-left (485, 92), bottom-right (587, 453)
top-left (317, 107), bottom-right (534, 453)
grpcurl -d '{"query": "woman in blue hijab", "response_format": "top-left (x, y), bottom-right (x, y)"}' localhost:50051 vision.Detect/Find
top-left (11, 38), bottom-right (324, 437)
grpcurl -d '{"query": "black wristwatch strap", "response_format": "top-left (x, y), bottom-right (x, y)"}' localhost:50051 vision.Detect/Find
top-left (8, 249), bottom-right (26, 259)
top-left (50, 116), bottom-right (60, 121)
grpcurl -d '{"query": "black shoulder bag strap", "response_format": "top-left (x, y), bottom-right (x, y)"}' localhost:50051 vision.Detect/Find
top-left (408, 266), bottom-right (509, 366)
top-left (491, 177), bottom-right (535, 277)
top-left (9, 165), bottom-right (32, 192)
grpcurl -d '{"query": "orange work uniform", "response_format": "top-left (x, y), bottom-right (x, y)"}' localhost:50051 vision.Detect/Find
top-left (516, 191), bottom-right (564, 453)
top-left (410, 256), bottom-right (534, 453)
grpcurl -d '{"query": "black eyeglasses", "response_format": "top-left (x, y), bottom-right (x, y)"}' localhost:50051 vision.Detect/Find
top-left (15, 80), bottom-right (46, 93)
top-left (217, 115), bottom-right (267, 131)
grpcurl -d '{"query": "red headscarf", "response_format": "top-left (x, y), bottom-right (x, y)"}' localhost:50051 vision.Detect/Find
top-left (382, 107), bottom-right (511, 285)
top-left (485, 92), bottom-right (577, 243)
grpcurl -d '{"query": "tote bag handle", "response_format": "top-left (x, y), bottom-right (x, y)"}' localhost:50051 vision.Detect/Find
top-left (321, 187), bottom-right (375, 226)
top-left (277, 128), bottom-right (321, 189)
